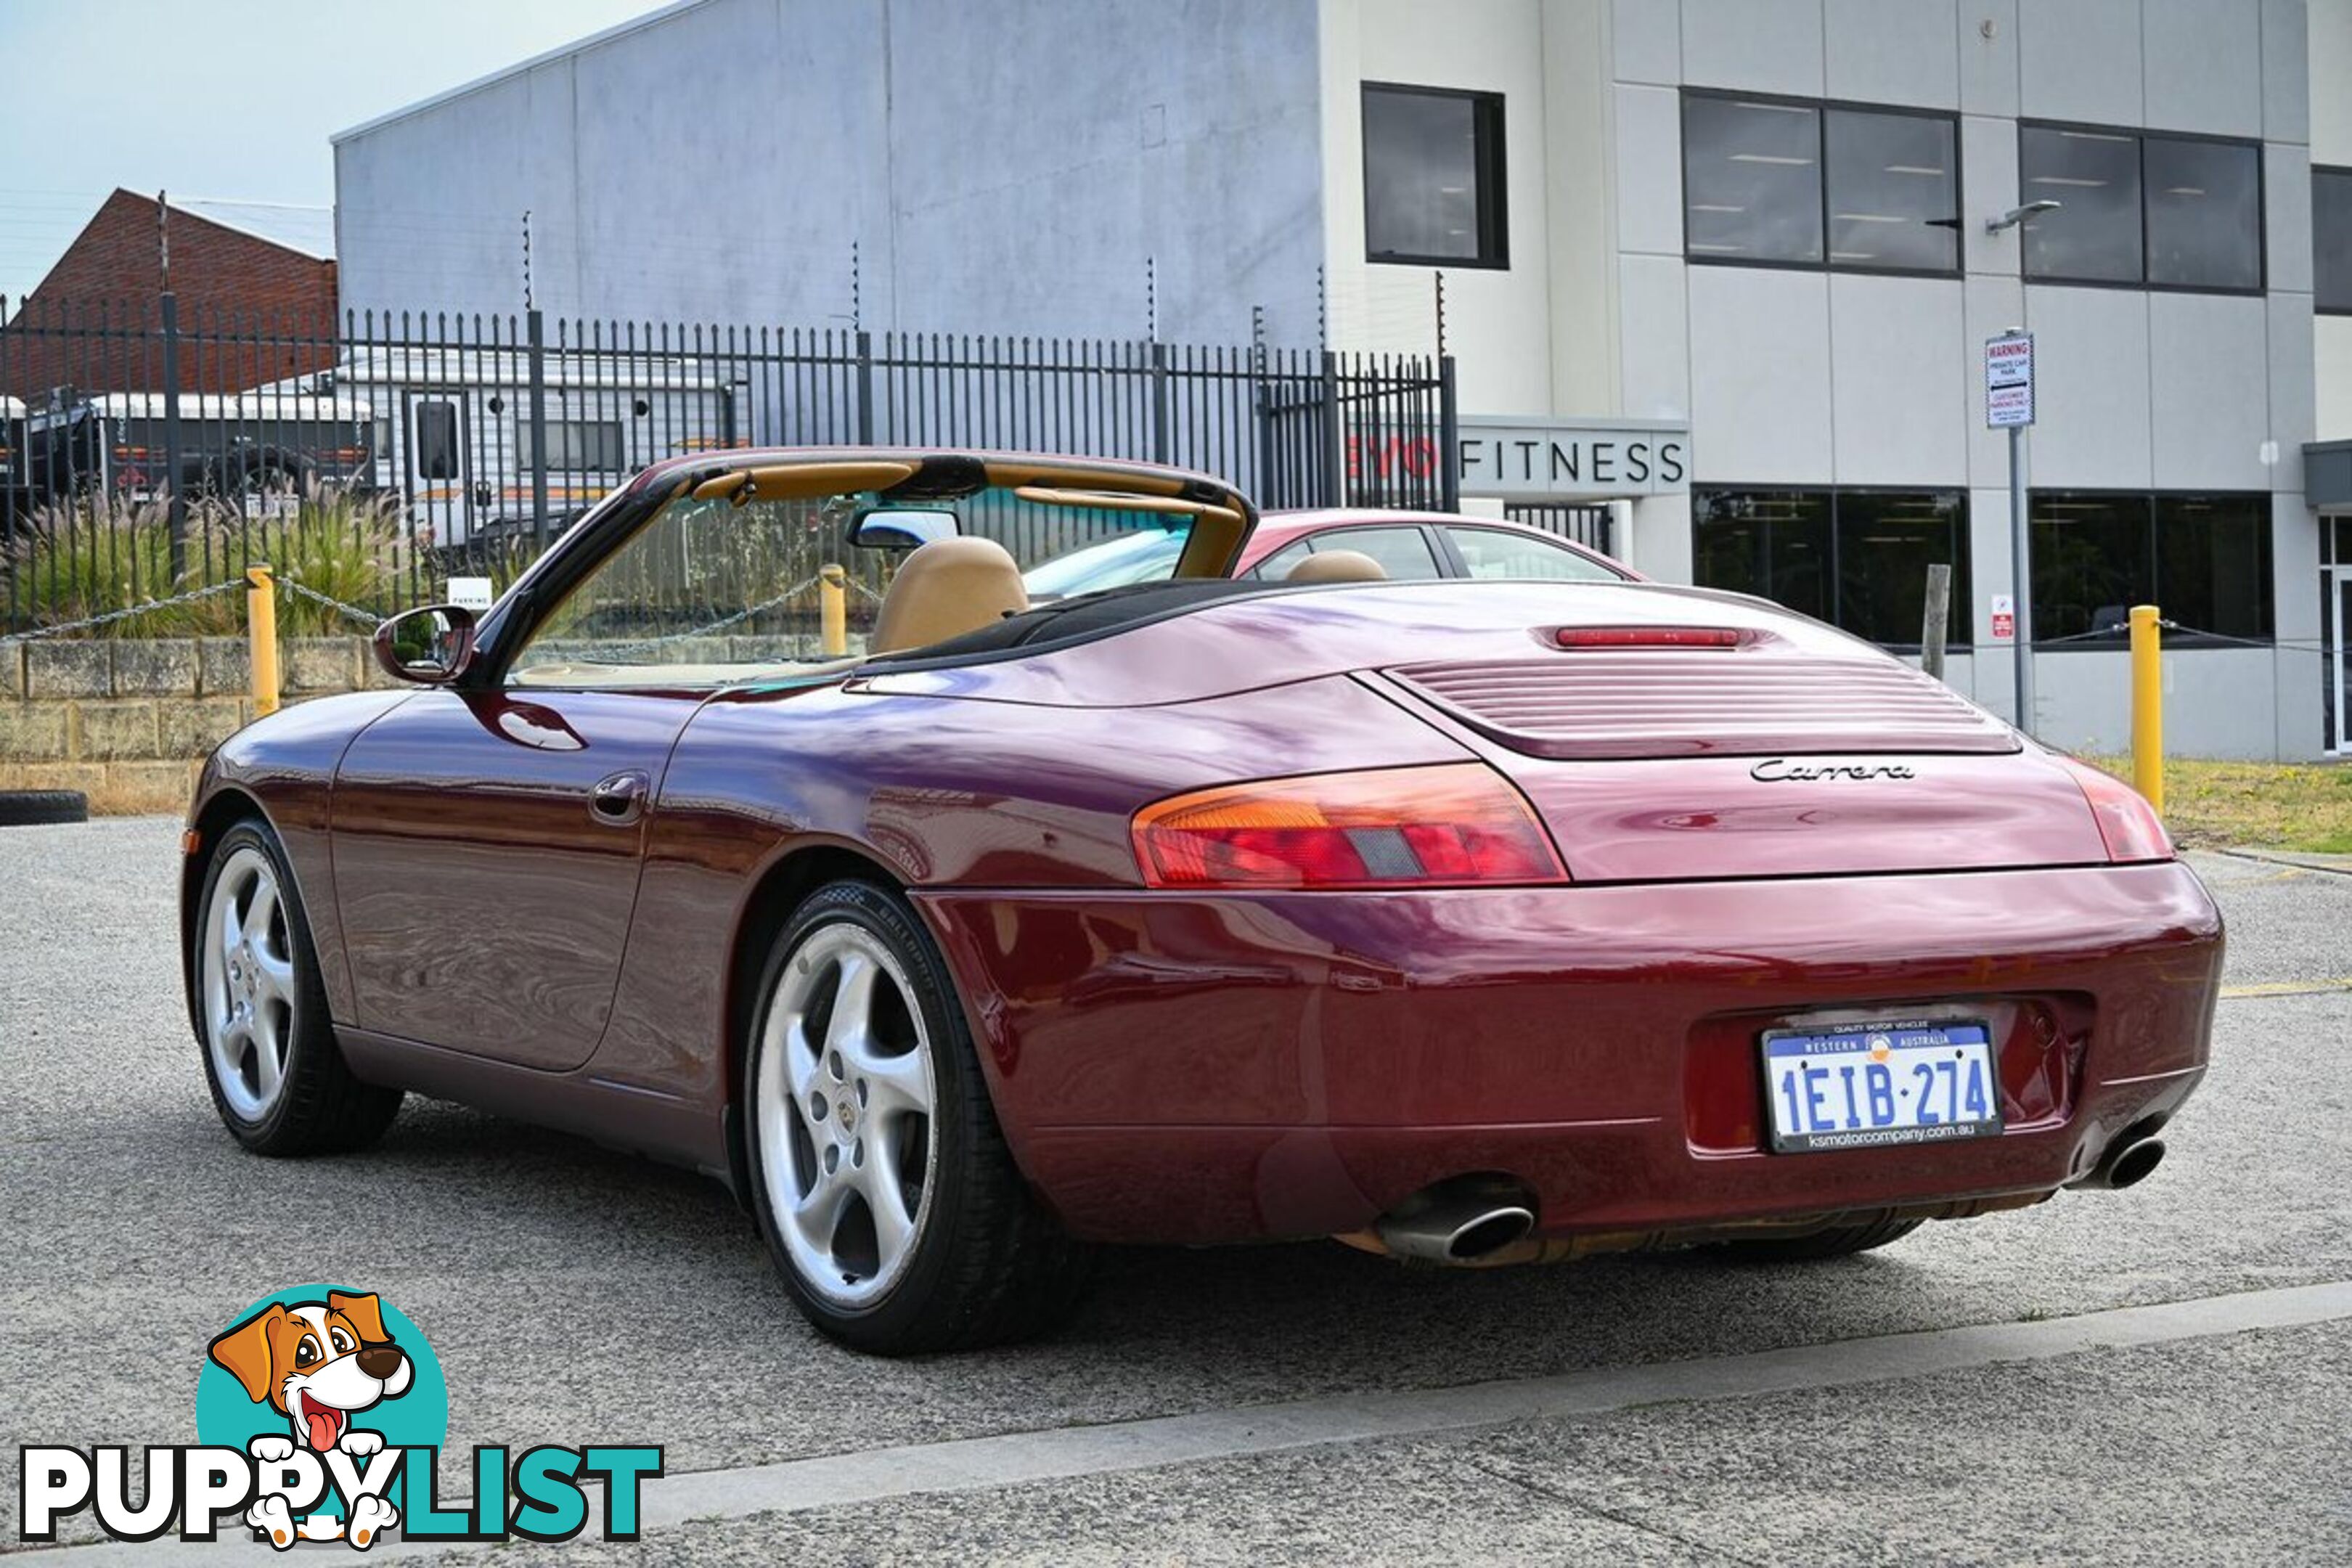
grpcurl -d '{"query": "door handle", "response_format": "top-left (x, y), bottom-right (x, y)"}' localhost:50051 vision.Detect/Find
top-left (589, 770), bottom-right (649, 826)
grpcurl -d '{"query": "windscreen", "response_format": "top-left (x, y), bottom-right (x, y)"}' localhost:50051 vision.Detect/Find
top-left (506, 486), bottom-right (1206, 687)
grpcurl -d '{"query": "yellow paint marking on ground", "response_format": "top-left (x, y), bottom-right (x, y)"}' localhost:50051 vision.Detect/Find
top-left (2219, 977), bottom-right (2352, 1000)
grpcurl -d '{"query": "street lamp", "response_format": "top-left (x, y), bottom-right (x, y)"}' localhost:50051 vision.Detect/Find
top-left (1985, 199), bottom-right (2062, 235)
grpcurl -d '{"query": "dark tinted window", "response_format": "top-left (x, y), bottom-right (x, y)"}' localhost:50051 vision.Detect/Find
top-left (1693, 489), bottom-right (1832, 622)
top-left (1682, 95), bottom-right (1824, 264)
top-left (1696, 489), bottom-right (1970, 646)
top-left (1312, 526), bottom-right (1445, 580)
top-left (2144, 137), bottom-right (2262, 289)
top-left (2030, 492), bottom-right (2273, 645)
top-left (1834, 491), bottom-right (1970, 645)
top-left (2157, 494), bottom-right (2271, 640)
top-left (1363, 85), bottom-right (1507, 266)
top-left (2020, 126), bottom-right (2142, 282)
top-left (2030, 494), bottom-right (2148, 640)
top-left (2317, 167), bottom-right (2352, 314)
top-left (1824, 107), bottom-right (1959, 272)
top-left (412, 400), bottom-right (459, 481)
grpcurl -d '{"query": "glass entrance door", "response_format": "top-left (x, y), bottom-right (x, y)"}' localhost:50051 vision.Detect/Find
top-left (2335, 573), bottom-right (2352, 757)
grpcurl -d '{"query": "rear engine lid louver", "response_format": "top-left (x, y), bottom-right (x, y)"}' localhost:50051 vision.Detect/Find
top-left (1387, 653), bottom-right (2018, 761)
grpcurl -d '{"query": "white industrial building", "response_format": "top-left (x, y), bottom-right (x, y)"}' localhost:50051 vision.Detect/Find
top-left (336, 0), bottom-right (2352, 759)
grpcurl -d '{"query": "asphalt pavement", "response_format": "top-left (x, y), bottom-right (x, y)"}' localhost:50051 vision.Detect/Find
top-left (2, 821), bottom-right (2348, 1563)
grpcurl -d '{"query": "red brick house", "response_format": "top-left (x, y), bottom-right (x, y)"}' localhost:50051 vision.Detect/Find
top-left (0, 190), bottom-right (338, 400)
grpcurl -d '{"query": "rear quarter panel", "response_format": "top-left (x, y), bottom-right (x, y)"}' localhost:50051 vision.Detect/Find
top-left (587, 672), bottom-right (1469, 1104)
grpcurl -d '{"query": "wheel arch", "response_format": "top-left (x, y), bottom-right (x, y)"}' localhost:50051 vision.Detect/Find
top-left (719, 840), bottom-right (910, 1204)
top-left (180, 785), bottom-right (278, 1037)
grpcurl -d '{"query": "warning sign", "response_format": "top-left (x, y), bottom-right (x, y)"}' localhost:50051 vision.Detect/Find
top-left (1990, 592), bottom-right (2016, 642)
top-left (1985, 333), bottom-right (2034, 428)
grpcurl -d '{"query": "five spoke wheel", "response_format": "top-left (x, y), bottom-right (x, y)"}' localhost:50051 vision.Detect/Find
top-left (203, 844), bottom-right (299, 1121)
top-left (756, 922), bottom-right (937, 1308)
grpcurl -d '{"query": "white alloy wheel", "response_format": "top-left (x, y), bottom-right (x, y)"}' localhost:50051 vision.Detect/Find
top-left (754, 921), bottom-right (939, 1309)
top-left (202, 844), bottom-right (301, 1122)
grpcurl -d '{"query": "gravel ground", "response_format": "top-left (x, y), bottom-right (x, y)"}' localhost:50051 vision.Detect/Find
top-left (2, 820), bottom-right (2348, 1559)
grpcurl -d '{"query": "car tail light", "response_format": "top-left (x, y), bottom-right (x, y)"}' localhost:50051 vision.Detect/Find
top-left (1552, 626), bottom-right (1744, 650)
top-left (2058, 758), bottom-right (2174, 864)
top-left (1131, 763), bottom-right (1567, 889)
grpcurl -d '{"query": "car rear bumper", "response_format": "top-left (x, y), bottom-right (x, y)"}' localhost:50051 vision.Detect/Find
top-left (915, 861), bottom-right (2222, 1246)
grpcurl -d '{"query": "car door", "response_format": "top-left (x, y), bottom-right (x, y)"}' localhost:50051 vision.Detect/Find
top-left (331, 685), bottom-right (701, 1071)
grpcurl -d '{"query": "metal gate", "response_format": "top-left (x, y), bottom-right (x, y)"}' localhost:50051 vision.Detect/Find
top-left (1504, 502), bottom-right (1614, 558)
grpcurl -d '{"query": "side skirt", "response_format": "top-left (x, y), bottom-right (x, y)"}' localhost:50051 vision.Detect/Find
top-left (335, 1026), bottom-right (735, 1185)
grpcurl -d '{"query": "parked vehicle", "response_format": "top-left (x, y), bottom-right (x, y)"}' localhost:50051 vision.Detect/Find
top-left (182, 447), bottom-right (2220, 1355)
top-left (304, 347), bottom-right (737, 556)
top-left (89, 389), bottom-right (376, 502)
top-left (1022, 506), bottom-right (1636, 600)
top-left (0, 385), bottom-right (371, 519)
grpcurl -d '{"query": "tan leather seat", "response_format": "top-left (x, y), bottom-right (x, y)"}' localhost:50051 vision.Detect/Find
top-left (869, 536), bottom-right (1030, 654)
top-left (1285, 548), bottom-right (1387, 584)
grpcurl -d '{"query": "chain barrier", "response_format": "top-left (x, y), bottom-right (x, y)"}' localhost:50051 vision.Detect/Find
top-left (273, 579), bottom-right (386, 630)
top-left (590, 573), bottom-right (828, 661)
top-left (2032, 617), bottom-right (2335, 654)
top-left (0, 579), bottom-right (249, 647)
top-left (846, 577), bottom-right (886, 603)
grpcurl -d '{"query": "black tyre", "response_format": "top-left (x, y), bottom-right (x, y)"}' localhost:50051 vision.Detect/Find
top-left (1710, 1214), bottom-right (1922, 1263)
top-left (743, 878), bottom-right (1090, 1354)
top-left (192, 818), bottom-right (402, 1155)
top-left (0, 790), bottom-right (88, 826)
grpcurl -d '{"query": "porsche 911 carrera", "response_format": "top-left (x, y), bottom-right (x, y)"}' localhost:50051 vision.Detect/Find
top-left (182, 448), bottom-right (2221, 1354)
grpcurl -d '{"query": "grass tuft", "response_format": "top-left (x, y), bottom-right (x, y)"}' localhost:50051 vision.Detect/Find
top-left (2086, 755), bottom-right (2352, 854)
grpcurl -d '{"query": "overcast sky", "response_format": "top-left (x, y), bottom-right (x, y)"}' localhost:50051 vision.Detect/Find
top-left (0, 0), bottom-right (669, 303)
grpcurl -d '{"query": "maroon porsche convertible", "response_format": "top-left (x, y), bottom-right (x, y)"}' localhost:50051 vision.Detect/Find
top-left (184, 449), bottom-right (2221, 1353)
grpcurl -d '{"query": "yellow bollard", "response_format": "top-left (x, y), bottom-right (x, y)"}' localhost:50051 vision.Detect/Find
top-left (247, 564), bottom-right (280, 718)
top-left (2129, 603), bottom-right (2162, 814)
top-left (820, 563), bottom-right (848, 657)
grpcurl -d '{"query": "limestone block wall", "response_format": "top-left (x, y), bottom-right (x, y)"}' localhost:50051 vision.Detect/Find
top-left (0, 636), bottom-right (385, 807)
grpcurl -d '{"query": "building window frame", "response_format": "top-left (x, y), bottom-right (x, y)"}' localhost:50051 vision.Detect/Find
top-left (2316, 165), bottom-right (2352, 316)
top-left (1691, 483), bottom-right (1973, 650)
top-left (1361, 81), bottom-right (1510, 270)
top-left (2017, 118), bottom-right (2266, 296)
top-left (1679, 89), bottom-right (1964, 280)
top-left (2027, 488), bottom-right (2275, 650)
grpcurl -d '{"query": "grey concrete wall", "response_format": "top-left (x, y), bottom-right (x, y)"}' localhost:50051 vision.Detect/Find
top-left (1604, 0), bottom-right (2319, 756)
top-left (335, 0), bottom-right (1327, 346)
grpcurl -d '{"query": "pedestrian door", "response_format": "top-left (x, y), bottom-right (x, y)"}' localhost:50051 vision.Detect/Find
top-left (2328, 565), bottom-right (2351, 756)
top-left (2324, 517), bottom-right (2352, 755)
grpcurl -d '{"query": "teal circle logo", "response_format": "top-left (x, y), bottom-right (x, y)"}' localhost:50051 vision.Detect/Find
top-left (197, 1285), bottom-right (447, 1531)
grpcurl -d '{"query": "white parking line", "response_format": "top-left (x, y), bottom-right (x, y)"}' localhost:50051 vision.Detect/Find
top-left (19, 1280), bottom-right (2352, 1561)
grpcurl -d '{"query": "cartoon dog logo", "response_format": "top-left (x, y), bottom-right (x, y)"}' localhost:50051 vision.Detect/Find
top-left (207, 1291), bottom-right (411, 1547)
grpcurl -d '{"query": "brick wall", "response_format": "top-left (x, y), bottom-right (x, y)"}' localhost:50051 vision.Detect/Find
top-left (0, 635), bottom-right (382, 809)
top-left (1, 190), bottom-right (338, 399)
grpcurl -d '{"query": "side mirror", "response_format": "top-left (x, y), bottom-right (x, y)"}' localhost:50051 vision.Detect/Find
top-left (848, 505), bottom-right (960, 552)
top-left (372, 604), bottom-right (478, 685)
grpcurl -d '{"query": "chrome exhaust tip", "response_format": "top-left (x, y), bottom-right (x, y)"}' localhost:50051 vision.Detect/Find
top-left (1373, 1180), bottom-right (1538, 1262)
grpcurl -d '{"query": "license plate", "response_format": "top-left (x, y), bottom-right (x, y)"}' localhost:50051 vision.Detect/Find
top-left (1761, 1019), bottom-right (2002, 1153)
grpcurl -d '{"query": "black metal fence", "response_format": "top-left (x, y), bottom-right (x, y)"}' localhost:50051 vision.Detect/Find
top-left (1505, 501), bottom-right (1615, 557)
top-left (1, 296), bottom-right (1455, 635)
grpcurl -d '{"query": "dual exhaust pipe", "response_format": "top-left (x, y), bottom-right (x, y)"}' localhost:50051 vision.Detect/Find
top-left (1374, 1130), bottom-right (2167, 1264)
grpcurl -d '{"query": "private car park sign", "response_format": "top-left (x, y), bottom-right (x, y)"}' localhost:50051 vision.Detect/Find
top-left (1988, 330), bottom-right (2035, 726)
top-left (1986, 332), bottom-right (2034, 428)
